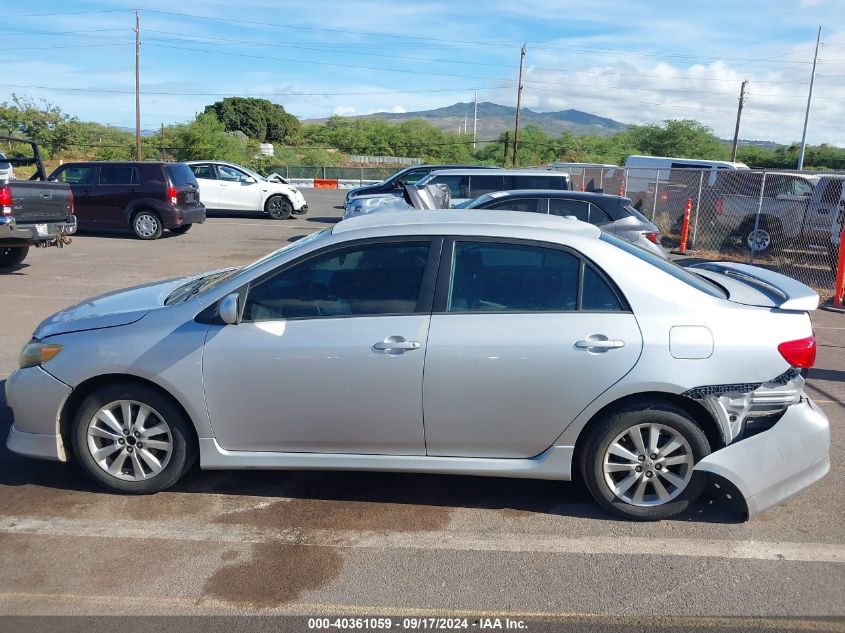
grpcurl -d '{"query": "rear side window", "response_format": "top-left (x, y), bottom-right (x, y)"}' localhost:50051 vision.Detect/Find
top-left (505, 175), bottom-right (568, 190)
top-left (820, 179), bottom-right (843, 204)
top-left (582, 265), bottom-right (622, 310)
top-left (549, 199), bottom-right (589, 222)
top-left (483, 198), bottom-right (542, 213)
top-left (99, 166), bottom-right (139, 185)
top-left (166, 163), bottom-right (198, 187)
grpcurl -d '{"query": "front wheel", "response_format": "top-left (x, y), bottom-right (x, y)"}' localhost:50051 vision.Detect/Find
top-left (132, 211), bottom-right (163, 240)
top-left (580, 401), bottom-right (710, 520)
top-left (169, 224), bottom-right (192, 235)
top-left (71, 382), bottom-right (196, 493)
top-left (742, 217), bottom-right (782, 253)
top-left (265, 195), bottom-right (293, 220)
top-left (0, 245), bottom-right (29, 269)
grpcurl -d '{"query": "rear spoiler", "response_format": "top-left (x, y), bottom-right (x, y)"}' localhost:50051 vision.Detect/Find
top-left (688, 262), bottom-right (819, 311)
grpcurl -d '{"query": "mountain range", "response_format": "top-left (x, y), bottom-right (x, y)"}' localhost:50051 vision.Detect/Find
top-left (304, 101), bottom-right (628, 138)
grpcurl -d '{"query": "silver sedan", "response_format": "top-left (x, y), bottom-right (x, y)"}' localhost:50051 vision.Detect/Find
top-left (6, 211), bottom-right (829, 520)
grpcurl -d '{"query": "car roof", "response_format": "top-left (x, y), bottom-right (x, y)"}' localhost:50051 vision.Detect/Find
top-left (57, 161), bottom-right (169, 166)
top-left (482, 190), bottom-right (628, 202)
top-left (332, 209), bottom-right (601, 238)
top-left (425, 169), bottom-right (570, 177)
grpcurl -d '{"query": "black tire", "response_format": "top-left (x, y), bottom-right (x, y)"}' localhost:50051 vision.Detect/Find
top-left (579, 400), bottom-right (711, 521)
top-left (169, 224), bottom-right (192, 235)
top-left (0, 245), bottom-right (29, 269)
top-left (740, 216), bottom-right (782, 254)
top-left (131, 210), bottom-right (163, 240)
top-left (265, 195), bottom-right (293, 220)
top-left (71, 382), bottom-right (196, 494)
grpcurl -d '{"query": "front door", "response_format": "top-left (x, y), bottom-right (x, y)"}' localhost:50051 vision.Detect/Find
top-left (202, 238), bottom-right (439, 454)
top-left (215, 164), bottom-right (262, 211)
top-left (423, 239), bottom-right (643, 458)
top-left (51, 165), bottom-right (97, 227)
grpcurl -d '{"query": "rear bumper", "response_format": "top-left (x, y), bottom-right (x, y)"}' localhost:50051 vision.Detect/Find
top-left (0, 215), bottom-right (77, 244)
top-left (694, 397), bottom-right (830, 517)
top-left (5, 365), bottom-right (72, 462)
top-left (167, 206), bottom-right (206, 228)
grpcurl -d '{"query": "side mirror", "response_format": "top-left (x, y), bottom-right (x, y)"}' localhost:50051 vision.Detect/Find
top-left (240, 176), bottom-right (256, 184)
top-left (219, 293), bottom-right (241, 325)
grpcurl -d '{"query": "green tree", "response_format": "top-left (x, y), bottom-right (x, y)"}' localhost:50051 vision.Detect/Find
top-left (624, 119), bottom-right (727, 160)
top-left (170, 112), bottom-right (254, 162)
top-left (204, 97), bottom-right (300, 143)
top-left (0, 95), bottom-right (87, 155)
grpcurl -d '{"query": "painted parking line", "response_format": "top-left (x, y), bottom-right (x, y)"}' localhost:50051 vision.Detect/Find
top-left (207, 222), bottom-right (324, 229)
top-left (2, 515), bottom-right (843, 564)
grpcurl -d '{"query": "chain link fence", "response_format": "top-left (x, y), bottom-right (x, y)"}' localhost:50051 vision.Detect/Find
top-left (549, 165), bottom-right (845, 297)
top-left (270, 166), bottom-right (400, 182)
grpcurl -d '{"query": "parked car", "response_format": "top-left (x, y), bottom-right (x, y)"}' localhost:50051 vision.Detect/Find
top-left (832, 185), bottom-right (845, 269)
top-left (185, 160), bottom-right (308, 220)
top-left (344, 164), bottom-right (495, 203)
top-left (457, 190), bottom-right (668, 258)
top-left (49, 161), bottom-right (205, 240)
top-left (5, 210), bottom-right (828, 521)
top-left (0, 135), bottom-right (76, 269)
top-left (0, 151), bottom-right (16, 181)
top-left (344, 169), bottom-right (571, 218)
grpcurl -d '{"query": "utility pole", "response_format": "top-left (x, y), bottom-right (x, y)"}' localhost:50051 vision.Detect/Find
top-left (464, 112), bottom-right (468, 135)
top-left (730, 79), bottom-right (748, 162)
top-left (797, 26), bottom-right (821, 171)
top-left (502, 132), bottom-right (510, 167)
top-left (160, 123), bottom-right (165, 160)
top-left (512, 44), bottom-right (526, 167)
top-left (473, 91), bottom-right (478, 150)
top-left (134, 10), bottom-right (141, 161)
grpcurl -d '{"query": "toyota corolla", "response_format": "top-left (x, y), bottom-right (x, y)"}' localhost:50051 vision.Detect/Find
top-left (5, 211), bottom-right (829, 520)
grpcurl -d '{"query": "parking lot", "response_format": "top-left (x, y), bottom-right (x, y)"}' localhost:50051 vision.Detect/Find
top-left (0, 189), bottom-right (843, 624)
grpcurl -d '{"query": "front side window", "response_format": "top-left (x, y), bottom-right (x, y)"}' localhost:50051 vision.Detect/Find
top-left (243, 241), bottom-right (430, 321)
top-left (99, 166), bottom-right (138, 185)
top-left (217, 165), bottom-right (245, 182)
top-left (448, 242), bottom-right (580, 312)
top-left (53, 165), bottom-right (95, 185)
top-left (402, 169), bottom-right (428, 185)
top-left (469, 175), bottom-right (505, 196)
top-left (430, 175), bottom-right (467, 198)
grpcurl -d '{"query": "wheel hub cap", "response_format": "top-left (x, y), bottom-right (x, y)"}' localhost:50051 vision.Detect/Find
top-left (86, 399), bottom-right (172, 481)
top-left (602, 423), bottom-right (694, 507)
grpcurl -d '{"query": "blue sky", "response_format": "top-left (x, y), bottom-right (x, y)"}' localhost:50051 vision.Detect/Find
top-left (4, 0), bottom-right (845, 145)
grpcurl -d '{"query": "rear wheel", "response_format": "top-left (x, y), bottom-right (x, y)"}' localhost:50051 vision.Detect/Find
top-left (71, 382), bottom-right (195, 494)
top-left (741, 217), bottom-right (782, 253)
top-left (580, 400), bottom-right (710, 520)
top-left (265, 195), bottom-right (293, 220)
top-left (0, 245), bottom-right (29, 269)
top-left (131, 210), bottom-right (163, 240)
top-left (169, 224), bottom-right (192, 235)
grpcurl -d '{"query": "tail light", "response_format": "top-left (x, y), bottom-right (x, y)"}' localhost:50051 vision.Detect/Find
top-left (660, 190), bottom-right (669, 203)
top-left (778, 335), bottom-right (816, 369)
top-left (644, 231), bottom-right (660, 244)
top-left (68, 188), bottom-right (75, 216)
top-left (167, 186), bottom-right (178, 205)
top-left (0, 186), bottom-right (11, 215)
top-left (715, 197), bottom-right (724, 216)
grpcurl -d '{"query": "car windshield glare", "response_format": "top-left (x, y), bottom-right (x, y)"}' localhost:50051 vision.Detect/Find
top-left (599, 232), bottom-right (727, 299)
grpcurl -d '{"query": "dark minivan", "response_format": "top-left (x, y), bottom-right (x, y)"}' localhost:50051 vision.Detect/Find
top-left (49, 162), bottom-right (206, 240)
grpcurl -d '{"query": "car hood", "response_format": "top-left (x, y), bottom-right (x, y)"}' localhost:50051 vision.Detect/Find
top-left (34, 273), bottom-right (206, 339)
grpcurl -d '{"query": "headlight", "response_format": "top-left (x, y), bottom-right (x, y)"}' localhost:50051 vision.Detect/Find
top-left (19, 340), bottom-right (63, 369)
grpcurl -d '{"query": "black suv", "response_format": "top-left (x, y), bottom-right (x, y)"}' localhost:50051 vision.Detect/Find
top-left (49, 162), bottom-right (206, 240)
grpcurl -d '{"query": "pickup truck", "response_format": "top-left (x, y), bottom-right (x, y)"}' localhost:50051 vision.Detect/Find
top-left (0, 135), bottom-right (76, 269)
top-left (711, 171), bottom-right (843, 253)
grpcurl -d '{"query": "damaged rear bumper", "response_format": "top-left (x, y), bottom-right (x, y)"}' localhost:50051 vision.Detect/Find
top-left (694, 398), bottom-right (830, 517)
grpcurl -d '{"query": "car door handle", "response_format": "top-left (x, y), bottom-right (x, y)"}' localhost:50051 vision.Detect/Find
top-left (40, 193), bottom-right (52, 199)
top-left (575, 338), bottom-right (625, 350)
top-left (373, 337), bottom-right (421, 352)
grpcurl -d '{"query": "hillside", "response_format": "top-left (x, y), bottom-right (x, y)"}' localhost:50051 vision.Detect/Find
top-left (304, 101), bottom-right (627, 137)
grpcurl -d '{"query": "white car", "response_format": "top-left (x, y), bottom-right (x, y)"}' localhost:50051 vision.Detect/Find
top-left (0, 152), bottom-right (15, 181)
top-left (185, 161), bottom-right (307, 220)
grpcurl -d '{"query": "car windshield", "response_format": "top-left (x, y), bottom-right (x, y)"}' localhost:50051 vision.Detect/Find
top-left (237, 165), bottom-right (267, 181)
top-left (599, 232), bottom-right (727, 299)
top-left (165, 229), bottom-right (331, 305)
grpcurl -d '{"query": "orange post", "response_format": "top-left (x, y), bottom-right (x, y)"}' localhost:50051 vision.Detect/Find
top-left (677, 197), bottom-right (693, 255)
top-left (834, 227), bottom-right (845, 309)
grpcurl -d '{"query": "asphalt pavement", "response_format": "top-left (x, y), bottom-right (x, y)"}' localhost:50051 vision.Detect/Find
top-left (0, 189), bottom-right (843, 628)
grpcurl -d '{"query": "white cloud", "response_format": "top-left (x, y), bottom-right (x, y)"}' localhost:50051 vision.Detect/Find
top-left (332, 105), bottom-right (357, 116)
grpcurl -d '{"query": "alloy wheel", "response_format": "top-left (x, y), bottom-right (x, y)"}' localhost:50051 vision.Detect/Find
top-left (85, 400), bottom-right (173, 481)
top-left (746, 228), bottom-right (772, 251)
top-left (134, 213), bottom-right (159, 238)
top-left (602, 423), bottom-right (694, 507)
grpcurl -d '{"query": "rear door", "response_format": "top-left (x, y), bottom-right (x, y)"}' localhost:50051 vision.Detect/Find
top-left (91, 165), bottom-right (140, 227)
top-left (422, 238), bottom-right (643, 458)
top-left (188, 163), bottom-right (220, 208)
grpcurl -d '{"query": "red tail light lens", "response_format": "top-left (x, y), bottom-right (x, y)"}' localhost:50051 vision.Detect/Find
top-left (0, 186), bottom-right (12, 214)
top-left (167, 186), bottom-right (178, 205)
top-left (660, 190), bottom-right (669, 203)
top-left (777, 335), bottom-right (816, 369)
top-left (68, 188), bottom-right (75, 215)
top-left (715, 197), bottom-right (724, 215)
top-left (644, 231), bottom-right (660, 244)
